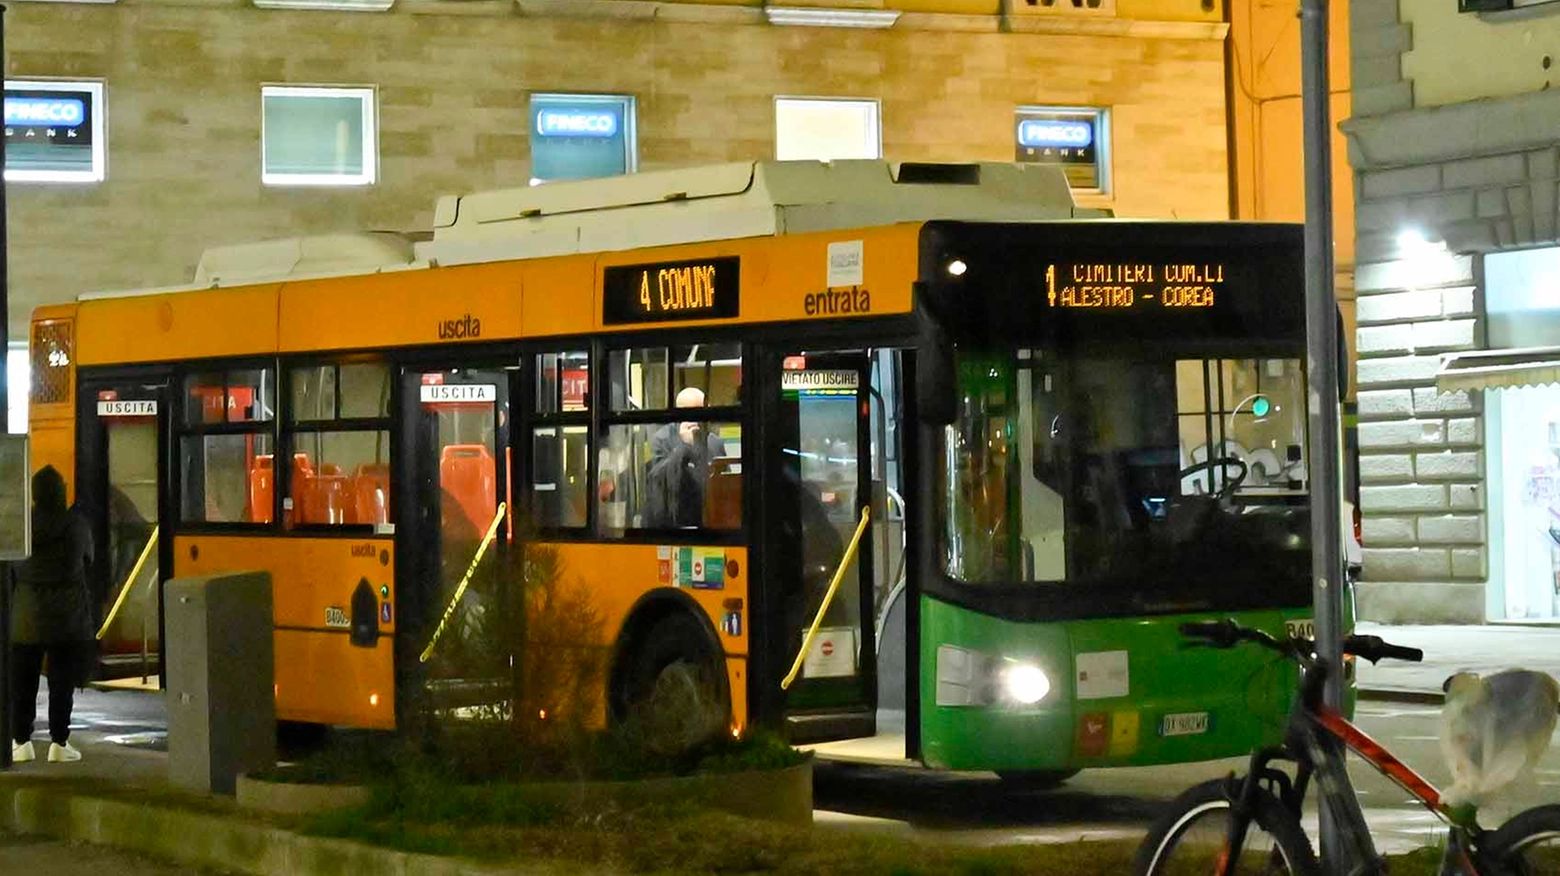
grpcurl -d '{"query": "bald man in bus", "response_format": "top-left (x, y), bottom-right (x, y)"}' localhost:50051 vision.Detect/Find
top-left (643, 386), bottom-right (728, 529)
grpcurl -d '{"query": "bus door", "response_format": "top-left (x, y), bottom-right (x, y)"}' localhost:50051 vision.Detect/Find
top-left (769, 350), bottom-right (878, 742)
top-left (395, 366), bottom-right (512, 716)
top-left (76, 377), bottom-right (172, 685)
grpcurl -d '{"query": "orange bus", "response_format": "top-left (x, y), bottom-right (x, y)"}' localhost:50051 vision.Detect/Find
top-left (31, 160), bottom-right (1340, 780)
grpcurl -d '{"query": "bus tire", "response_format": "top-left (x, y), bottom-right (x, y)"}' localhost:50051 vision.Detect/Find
top-left (621, 611), bottom-right (729, 756)
top-left (996, 769), bottom-right (1080, 790)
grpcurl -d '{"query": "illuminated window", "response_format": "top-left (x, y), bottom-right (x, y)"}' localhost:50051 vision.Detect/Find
top-left (285, 362), bottom-right (393, 528)
top-left (4, 79), bottom-right (106, 183)
top-left (179, 368), bottom-right (277, 525)
top-left (261, 86), bottom-right (377, 186)
top-left (599, 343), bottom-right (744, 535)
top-left (775, 97), bottom-right (880, 162)
top-left (529, 93), bottom-right (636, 184)
top-left (1014, 106), bottom-right (1110, 193)
top-left (7, 345), bottom-right (26, 434)
top-left (530, 351), bottom-right (591, 529)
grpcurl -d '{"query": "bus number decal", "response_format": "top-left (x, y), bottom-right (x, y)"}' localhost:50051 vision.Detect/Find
top-left (325, 607), bottom-right (350, 629)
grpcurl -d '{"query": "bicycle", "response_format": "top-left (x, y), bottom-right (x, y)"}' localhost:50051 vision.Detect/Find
top-left (1132, 618), bottom-right (1560, 875)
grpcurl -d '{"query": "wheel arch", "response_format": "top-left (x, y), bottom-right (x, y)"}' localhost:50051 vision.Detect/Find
top-left (607, 587), bottom-right (731, 724)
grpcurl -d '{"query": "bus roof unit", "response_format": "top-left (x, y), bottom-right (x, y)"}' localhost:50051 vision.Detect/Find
top-left (417, 159), bottom-right (1082, 267)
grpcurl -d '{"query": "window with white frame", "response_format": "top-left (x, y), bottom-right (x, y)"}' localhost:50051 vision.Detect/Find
top-left (7, 346), bottom-right (27, 434)
top-left (1014, 106), bottom-right (1110, 193)
top-left (528, 93), bottom-right (637, 185)
top-left (4, 80), bottom-right (106, 183)
top-left (261, 86), bottom-right (377, 186)
top-left (774, 97), bottom-right (880, 162)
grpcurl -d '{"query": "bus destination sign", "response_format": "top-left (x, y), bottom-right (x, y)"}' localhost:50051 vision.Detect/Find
top-left (1044, 262), bottom-right (1226, 310)
top-left (602, 256), bottom-right (740, 325)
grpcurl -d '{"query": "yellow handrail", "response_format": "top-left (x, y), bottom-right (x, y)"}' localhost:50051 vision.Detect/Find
top-left (781, 505), bottom-right (871, 691)
top-left (96, 526), bottom-right (159, 641)
top-left (420, 502), bottom-right (507, 663)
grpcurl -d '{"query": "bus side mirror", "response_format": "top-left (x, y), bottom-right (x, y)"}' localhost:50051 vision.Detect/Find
top-left (916, 306), bottom-right (957, 425)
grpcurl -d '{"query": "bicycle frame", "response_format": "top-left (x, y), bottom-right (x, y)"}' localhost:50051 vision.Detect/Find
top-left (1224, 658), bottom-right (1491, 876)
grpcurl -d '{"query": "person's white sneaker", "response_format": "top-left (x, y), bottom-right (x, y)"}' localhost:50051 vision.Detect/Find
top-left (47, 741), bottom-right (81, 763)
top-left (11, 740), bottom-right (35, 763)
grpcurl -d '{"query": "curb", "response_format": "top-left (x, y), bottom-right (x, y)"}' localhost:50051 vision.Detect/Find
top-left (0, 779), bottom-right (577, 876)
top-left (1357, 686), bottom-right (1445, 706)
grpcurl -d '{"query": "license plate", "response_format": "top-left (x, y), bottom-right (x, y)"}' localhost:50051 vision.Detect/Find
top-left (1285, 618), bottom-right (1316, 640)
top-left (1161, 711), bottom-right (1210, 737)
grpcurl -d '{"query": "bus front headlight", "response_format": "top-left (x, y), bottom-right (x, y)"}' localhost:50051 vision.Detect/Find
top-left (1001, 663), bottom-right (1050, 705)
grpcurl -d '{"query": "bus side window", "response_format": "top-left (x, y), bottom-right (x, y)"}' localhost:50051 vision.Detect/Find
top-left (530, 351), bottom-right (591, 530)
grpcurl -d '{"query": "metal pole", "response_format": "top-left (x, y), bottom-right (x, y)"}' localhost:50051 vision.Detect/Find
top-left (0, 3), bottom-right (12, 771)
top-left (1300, 0), bottom-right (1351, 859)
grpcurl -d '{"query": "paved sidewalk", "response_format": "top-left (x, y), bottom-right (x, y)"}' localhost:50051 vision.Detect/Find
top-left (1355, 622), bottom-right (1560, 702)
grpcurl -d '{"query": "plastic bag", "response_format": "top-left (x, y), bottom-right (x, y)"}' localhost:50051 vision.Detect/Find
top-left (1439, 669), bottom-right (1560, 808)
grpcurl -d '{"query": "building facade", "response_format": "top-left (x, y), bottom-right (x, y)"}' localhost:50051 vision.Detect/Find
top-left (2, 0), bottom-right (1236, 347)
top-left (1347, 0), bottom-right (1560, 623)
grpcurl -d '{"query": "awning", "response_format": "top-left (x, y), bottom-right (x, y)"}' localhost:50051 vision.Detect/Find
top-left (1437, 346), bottom-right (1560, 394)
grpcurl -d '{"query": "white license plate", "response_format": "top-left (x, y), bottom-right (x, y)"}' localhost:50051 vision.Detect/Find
top-left (1161, 712), bottom-right (1210, 737)
top-left (1285, 619), bottom-right (1316, 640)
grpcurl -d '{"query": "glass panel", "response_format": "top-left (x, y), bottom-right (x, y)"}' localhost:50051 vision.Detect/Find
top-left (287, 430), bottom-right (391, 526)
top-left (289, 365), bottom-right (337, 422)
top-left (1497, 385), bottom-right (1560, 619)
top-left (340, 362), bottom-right (391, 419)
top-left (528, 93), bottom-right (634, 184)
top-left (672, 343), bottom-right (742, 407)
top-left (939, 351), bottom-right (1310, 606)
top-left (180, 433), bottom-right (275, 523)
top-left (105, 419), bottom-right (160, 644)
top-left (185, 373), bottom-right (226, 426)
top-left (774, 98), bottom-right (880, 162)
top-left (262, 89), bottom-right (369, 179)
top-left (530, 425), bottom-right (589, 528)
top-left (598, 421), bottom-right (742, 532)
top-left (609, 347), bottom-right (669, 412)
top-left (227, 369), bottom-right (275, 423)
top-left (4, 81), bottom-right (104, 182)
top-left (536, 351), bottom-right (590, 415)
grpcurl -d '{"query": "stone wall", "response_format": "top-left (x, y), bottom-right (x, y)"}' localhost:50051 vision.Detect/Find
top-left (1342, 0), bottom-right (1560, 622)
top-left (2, 2), bottom-right (1233, 339)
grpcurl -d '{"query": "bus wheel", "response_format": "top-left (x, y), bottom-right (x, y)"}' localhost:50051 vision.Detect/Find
top-left (624, 613), bottom-right (728, 756)
top-left (996, 769), bottom-right (1080, 790)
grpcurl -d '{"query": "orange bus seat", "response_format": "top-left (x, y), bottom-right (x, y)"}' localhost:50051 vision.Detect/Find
top-left (353, 463), bottom-right (391, 526)
top-left (249, 455), bottom-right (274, 524)
top-left (440, 444), bottom-right (496, 533)
top-left (312, 474), bottom-right (348, 524)
top-left (704, 458), bottom-right (743, 530)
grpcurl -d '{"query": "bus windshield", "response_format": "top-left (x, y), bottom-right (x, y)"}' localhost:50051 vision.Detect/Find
top-left (941, 348), bottom-right (1311, 606)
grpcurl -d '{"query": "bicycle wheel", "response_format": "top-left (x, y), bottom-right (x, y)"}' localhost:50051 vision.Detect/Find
top-left (1483, 804), bottom-right (1560, 875)
top-left (1133, 778), bottom-right (1320, 876)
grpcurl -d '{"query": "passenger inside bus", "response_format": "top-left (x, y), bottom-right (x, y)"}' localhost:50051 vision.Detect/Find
top-left (643, 387), bottom-right (727, 529)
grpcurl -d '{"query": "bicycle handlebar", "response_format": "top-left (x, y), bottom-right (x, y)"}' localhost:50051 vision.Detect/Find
top-left (1177, 619), bottom-right (1423, 665)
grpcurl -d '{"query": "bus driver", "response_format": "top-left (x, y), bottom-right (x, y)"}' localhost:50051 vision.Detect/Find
top-left (643, 387), bottom-right (727, 529)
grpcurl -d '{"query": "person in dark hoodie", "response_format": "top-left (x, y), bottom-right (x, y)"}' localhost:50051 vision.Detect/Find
top-left (10, 465), bottom-right (95, 764)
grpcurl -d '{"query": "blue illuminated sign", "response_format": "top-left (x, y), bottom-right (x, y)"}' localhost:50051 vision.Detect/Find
top-left (1017, 118), bottom-right (1093, 149)
top-left (535, 108), bottom-right (620, 138)
top-left (5, 96), bottom-right (85, 127)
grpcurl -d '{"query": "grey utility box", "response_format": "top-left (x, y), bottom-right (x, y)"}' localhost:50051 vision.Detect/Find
top-left (165, 571), bottom-right (276, 795)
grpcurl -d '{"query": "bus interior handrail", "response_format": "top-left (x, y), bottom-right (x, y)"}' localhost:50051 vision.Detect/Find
top-left (781, 505), bottom-right (871, 691)
top-left (96, 526), bottom-right (159, 641)
top-left (419, 502), bottom-right (507, 664)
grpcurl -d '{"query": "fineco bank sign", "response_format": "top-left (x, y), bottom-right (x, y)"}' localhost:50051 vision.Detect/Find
top-left (535, 108), bottom-right (619, 139)
top-left (4, 96), bottom-right (86, 128)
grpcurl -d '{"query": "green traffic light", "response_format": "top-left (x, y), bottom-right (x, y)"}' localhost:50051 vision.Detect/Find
top-left (1252, 396), bottom-right (1271, 417)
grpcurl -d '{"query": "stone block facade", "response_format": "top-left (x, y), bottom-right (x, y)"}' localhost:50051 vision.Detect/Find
top-left (1342, 0), bottom-right (1560, 623)
top-left (1, 2), bottom-right (1234, 338)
